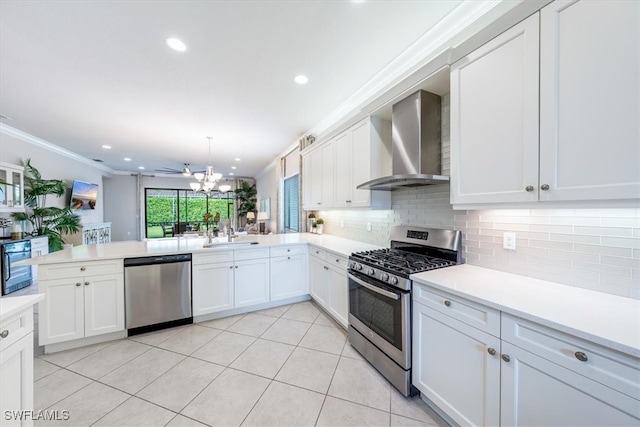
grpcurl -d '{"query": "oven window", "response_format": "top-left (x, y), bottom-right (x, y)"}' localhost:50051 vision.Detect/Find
top-left (349, 277), bottom-right (404, 351)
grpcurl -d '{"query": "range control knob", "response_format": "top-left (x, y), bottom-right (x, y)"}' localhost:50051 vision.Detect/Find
top-left (355, 263), bottom-right (363, 271)
top-left (389, 277), bottom-right (398, 285)
top-left (367, 268), bottom-right (375, 276)
top-left (381, 273), bottom-right (390, 282)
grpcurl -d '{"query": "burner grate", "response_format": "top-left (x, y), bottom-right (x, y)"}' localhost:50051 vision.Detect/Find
top-left (351, 248), bottom-right (456, 275)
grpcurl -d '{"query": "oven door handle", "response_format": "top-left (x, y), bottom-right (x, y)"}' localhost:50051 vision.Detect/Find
top-left (348, 272), bottom-right (400, 301)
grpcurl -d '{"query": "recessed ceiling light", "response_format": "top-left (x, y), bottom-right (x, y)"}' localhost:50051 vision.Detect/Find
top-left (234, 158), bottom-right (241, 162)
top-left (294, 75), bottom-right (309, 85)
top-left (102, 145), bottom-right (112, 149)
top-left (124, 157), bottom-right (132, 161)
top-left (138, 166), bottom-right (145, 170)
top-left (231, 166), bottom-right (237, 170)
top-left (229, 172), bottom-right (235, 176)
top-left (166, 37), bottom-right (187, 52)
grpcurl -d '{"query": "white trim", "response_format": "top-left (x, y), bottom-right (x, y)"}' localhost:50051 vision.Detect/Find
top-left (0, 124), bottom-right (115, 175)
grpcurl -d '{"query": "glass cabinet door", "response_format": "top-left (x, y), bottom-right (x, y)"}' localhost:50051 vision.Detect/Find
top-left (0, 169), bottom-right (7, 207)
top-left (11, 170), bottom-right (22, 207)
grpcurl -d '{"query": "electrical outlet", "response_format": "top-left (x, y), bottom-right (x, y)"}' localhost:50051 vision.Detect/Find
top-left (367, 222), bottom-right (372, 232)
top-left (503, 232), bottom-right (516, 250)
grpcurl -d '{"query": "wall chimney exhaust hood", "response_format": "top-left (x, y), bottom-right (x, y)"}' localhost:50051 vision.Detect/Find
top-left (357, 90), bottom-right (449, 191)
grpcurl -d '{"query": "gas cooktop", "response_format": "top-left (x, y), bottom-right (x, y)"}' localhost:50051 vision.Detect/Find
top-left (350, 248), bottom-right (456, 277)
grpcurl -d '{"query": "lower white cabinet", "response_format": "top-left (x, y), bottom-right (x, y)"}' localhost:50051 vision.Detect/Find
top-left (39, 261), bottom-right (124, 345)
top-left (192, 262), bottom-right (234, 316)
top-left (0, 333), bottom-right (33, 427)
top-left (270, 246), bottom-right (307, 301)
top-left (234, 258), bottom-right (270, 308)
top-left (309, 256), bottom-right (329, 307)
top-left (308, 247), bottom-right (349, 328)
top-left (30, 236), bottom-right (48, 281)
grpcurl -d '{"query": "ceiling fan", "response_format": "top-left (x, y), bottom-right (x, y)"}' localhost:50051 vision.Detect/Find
top-left (154, 163), bottom-right (202, 176)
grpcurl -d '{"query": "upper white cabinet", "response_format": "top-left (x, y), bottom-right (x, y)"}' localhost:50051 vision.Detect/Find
top-left (302, 117), bottom-right (391, 210)
top-left (451, 0), bottom-right (640, 207)
top-left (0, 162), bottom-right (25, 213)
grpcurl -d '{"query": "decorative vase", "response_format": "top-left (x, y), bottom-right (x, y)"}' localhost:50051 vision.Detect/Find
top-left (316, 224), bottom-right (323, 235)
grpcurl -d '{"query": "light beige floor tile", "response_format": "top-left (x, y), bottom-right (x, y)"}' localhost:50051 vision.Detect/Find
top-left (38, 341), bottom-right (114, 367)
top-left (128, 325), bottom-right (186, 346)
top-left (181, 368), bottom-right (270, 427)
top-left (281, 301), bottom-right (320, 323)
top-left (391, 388), bottom-right (441, 425)
top-left (198, 314), bottom-right (245, 330)
top-left (65, 340), bottom-right (151, 379)
top-left (157, 324), bottom-right (221, 355)
top-left (37, 381), bottom-right (128, 427)
top-left (34, 358), bottom-right (60, 381)
top-left (254, 304), bottom-right (291, 318)
top-left (314, 310), bottom-right (341, 328)
top-left (34, 369), bottom-right (92, 411)
top-left (242, 381), bottom-right (324, 427)
top-left (191, 331), bottom-right (255, 366)
top-left (391, 414), bottom-right (440, 427)
top-left (137, 357), bottom-right (225, 412)
top-left (341, 341), bottom-right (365, 360)
top-left (316, 396), bottom-right (390, 427)
top-left (328, 357), bottom-right (391, 411)
top-left (275, 347), bottom-right (339, 393)
top-left (260, 317), bottom-right (311, 346)
top-left (226, 313), bottom-right (277, 337)
top-left (298, 323), bottom-right (347, 355)
top-left (230, 338), bottom-right (294, 378)
top-left (100, 347), bottom-right (185, 394)
top-left (93, 397), bottom-right (175, 427)
top-left (166, 414), bottom-right (209, 427)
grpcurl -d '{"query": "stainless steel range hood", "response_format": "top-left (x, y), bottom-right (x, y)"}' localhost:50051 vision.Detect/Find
top-left (357, 90), bottom-right (449, 191)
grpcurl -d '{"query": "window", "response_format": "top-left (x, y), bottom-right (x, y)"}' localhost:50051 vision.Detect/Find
top-left (283, 174), bottom-right (299, 232)
top-left (145, 188), bottom-right (234, 238)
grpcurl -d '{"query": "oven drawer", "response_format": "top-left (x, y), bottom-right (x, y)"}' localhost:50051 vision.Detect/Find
top-left (502, 313), bottom-right (640, 401)
top-left (270, 245), bottom-right (307, 258)
top-left (0, 304), bottom-right (34, 352)
top-left (413, 283), bottom-right (500, 337)
top-left (309, 246), bottom-right (327, 261)
top-left (327, 253), bottom-right (348, 271)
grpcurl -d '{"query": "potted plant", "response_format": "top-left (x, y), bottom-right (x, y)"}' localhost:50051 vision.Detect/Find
top-left (11, 159), bottom-right (81, 252)
top-left (315, 218), bottom-right (324, 235)
top-left (307, 213), bottom-right (316, 232)
top-left (235, 180), bottom-right (257, 227)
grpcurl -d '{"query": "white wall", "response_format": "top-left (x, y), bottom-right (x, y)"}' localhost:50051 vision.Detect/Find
top-left (103, 175), bottom-right (138, 241)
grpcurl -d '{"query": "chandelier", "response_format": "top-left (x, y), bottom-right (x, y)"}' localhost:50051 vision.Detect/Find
top-left (190, 136), bottom-right (222, 193)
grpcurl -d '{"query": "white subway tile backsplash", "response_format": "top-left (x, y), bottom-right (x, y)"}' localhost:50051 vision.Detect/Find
top-left (574, 226), bottom-right (633, 237)
top-left (601, 236), bottom-right (640, 249)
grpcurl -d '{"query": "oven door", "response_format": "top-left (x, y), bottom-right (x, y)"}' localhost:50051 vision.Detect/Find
top-left (348, 271), bottom-right (411, 369)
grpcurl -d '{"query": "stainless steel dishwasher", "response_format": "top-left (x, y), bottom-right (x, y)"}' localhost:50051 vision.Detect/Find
top-left (124, 253), bottom-right (192, 335)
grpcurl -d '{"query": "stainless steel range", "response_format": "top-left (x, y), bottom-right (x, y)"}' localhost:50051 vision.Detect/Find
top-left (347, 226), bottom-right (462, 396)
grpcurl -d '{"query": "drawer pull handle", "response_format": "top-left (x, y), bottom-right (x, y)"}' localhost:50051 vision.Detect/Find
top-left (575, 351), bottom-right (588, 362)
top-left (0, 330), bottom-right (8, 339)
top-left (444, 300), bottom-right (451, 307)
top-left (84, 281), bottom-right (90, 286)
top-left (80, 266), bottom-right (86, 271)
top-left (76, 282), bottom-right (81, 287)
top-left (525, 185), bottom-right (534, 192)
top-left (487, 348), bottom-right (496, 356)
top-left (501, 354), bottom-right (510, 363)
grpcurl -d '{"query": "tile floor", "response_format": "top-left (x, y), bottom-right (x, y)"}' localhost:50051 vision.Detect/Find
top-left (32, 300), bottom-right (447, 427)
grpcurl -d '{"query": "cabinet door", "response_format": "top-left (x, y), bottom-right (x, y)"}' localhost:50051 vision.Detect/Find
top-left (539, 0), bottom-right (640, 201)
top-left (500, 341), bottom-right (640, 426)
top-left (39, 278), bottom-right (84, 345)
top-left (0, 333), bottom-right (34, 427)
top-left (333, 131), bottom-right (351, 208)
top-left (327, 267), bottom-right (348, 328)
top-left (0, 163), bottom-right (24, 213)
top-left (83, 273), bottom-right (125, 337)
top-left (320, 142), bottom-right (335, 208)
top-left (349, 119), bottom-right (373, 207)
top-left (193, 262), bottom-right (234, 316)
top-left (450, 14), bottom-right (540, 205)
top-left (302, 154), bottom-right (313, 209)
top-left (309, 148), bottom-right (323, 208)
top-left (270, 255), bottom-right (307, 301)
top-left (309, 256), bottom-right (329, 307)
top-left (234, 258), bottom-right (270, 308)
top-left (412, 301), bottom-right (500, 427)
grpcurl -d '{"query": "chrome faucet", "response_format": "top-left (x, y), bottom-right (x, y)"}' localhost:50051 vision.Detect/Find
top-left (227, 226), bottom-right (234, 242)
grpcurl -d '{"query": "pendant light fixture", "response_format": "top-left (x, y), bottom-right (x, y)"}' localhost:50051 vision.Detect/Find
top-left (190, 136), bottom-right (222, 193)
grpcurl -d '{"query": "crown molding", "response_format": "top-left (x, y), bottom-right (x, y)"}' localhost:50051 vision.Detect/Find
top-left (0, 123), bottom-right (115, 175)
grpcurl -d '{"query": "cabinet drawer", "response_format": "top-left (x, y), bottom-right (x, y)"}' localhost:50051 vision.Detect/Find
top-left (30, 236), bottom-right (48, 250)
top-left (413, 283), bottom-right (500, 337)
top-left (40, 259), bottom-right (123, 280)
top-left (327, 253), bottom-right (348, 271)
top-left (192, 251), bottom-right (234, 265)
top-left (502, 314), bottom-right (640, 401)
top-left (309, 246), bottom-right (327, 261)
top-left (234, 247), bottom-right (270, 261)
top-left (270, 245), bottom-right (307, 258)
top-left (0, 305), bottom-right (34, 352)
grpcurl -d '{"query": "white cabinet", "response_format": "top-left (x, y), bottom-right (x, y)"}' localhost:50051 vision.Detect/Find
top-left (302, 143), bottom-right (334, 210)
top-left (193, 262), bottom-right (234, 316)
top-left (308, 246), bottom-right (349, 328)
top-left (270, 245), bottom-right (307, 301)
top-left (234, 258), bottom-right (270, 308)
top-left (538, 0), bottom-right (640, 201)
top-left (412, 284), bottom-right (501, 427)
top-left (39, 260), bottom-right (124, 345)
top-left (30, 236), bottom-right (48, 282)
top-left (451, 0), bottom-right (640, 207)
top-left (0, 162), bottom-right (25, 213)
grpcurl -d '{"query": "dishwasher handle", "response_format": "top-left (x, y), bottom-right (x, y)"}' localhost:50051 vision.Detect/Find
top-left (124, 253), bottom-right (192, 267)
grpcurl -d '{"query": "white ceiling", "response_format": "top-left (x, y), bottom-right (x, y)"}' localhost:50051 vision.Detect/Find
top-left (0, 0), bottom-right (465, 178)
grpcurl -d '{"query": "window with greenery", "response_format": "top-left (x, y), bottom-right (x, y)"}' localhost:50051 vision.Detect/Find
top-left (283, 174), bottom-right (299, 232)
top-left (145, 188), bottom-right (234, 238)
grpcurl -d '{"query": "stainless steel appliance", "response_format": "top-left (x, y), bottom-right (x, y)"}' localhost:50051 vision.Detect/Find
top-left (348, 226), bottom-right (462, 396)
top-left (124, 253), bottom-right (192, 335)
top-left (1, 239), bottom-right (32, 295)
top-left (357, 90), bottom-right (449, 190)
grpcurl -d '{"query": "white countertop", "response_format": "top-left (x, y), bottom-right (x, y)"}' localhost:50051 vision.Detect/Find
top-left (0, 294), bottom-right (44, 323)
top-left (411, 264), bottom-right (640, 358)
top-left (19, 233), bottom-right (382, 265)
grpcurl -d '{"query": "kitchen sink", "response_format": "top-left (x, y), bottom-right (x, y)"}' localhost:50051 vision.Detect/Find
top-left (203, 240), bottom-right (259, 248)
